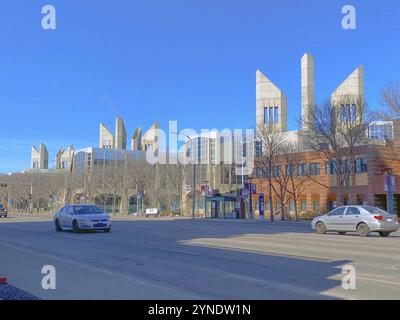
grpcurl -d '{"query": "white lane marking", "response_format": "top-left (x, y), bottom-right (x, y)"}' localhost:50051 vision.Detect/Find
top-left (356, 276), bottom-right (400, 287)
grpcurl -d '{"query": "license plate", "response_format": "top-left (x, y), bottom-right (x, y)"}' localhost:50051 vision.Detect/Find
top-left (387, 218), bottom-right (393, 222)
top-left (94, 223), bottom-right (106, 227)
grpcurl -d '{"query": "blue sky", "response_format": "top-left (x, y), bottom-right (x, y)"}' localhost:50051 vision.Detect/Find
top-left (0, 0), bottom-right (399, 172)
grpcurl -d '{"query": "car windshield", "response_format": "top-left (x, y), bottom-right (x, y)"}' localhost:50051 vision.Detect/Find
top-left (361, 206), bottom-right (389, 216)
top-left (73, 206), bottom-right (104, 215)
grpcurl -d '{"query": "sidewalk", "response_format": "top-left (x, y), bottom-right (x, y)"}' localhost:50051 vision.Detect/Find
top-left (199, 217), bottom-right (312, 227)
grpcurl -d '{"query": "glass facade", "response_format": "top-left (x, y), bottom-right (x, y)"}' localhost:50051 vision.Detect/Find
top-left (368, 121), bottom-right (394, 140)
top-left (74, 148), bottom-right (146, 174)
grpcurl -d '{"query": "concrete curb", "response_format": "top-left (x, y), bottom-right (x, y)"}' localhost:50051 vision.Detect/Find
top-left (198, 218), bottom-right (312, 227)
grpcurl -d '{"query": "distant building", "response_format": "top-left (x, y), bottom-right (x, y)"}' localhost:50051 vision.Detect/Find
top-left (74, 147), bottom-right (146, 174)
top-left (56, 145), bottom-right (74, 171)
top-left (115, 117), bottom-right (127, 150)
top-left (31, 143), bottom-right (48, 170)
top-left (131, 127), bottom-right (142, 151)
top-left (99, 123), bottom-right (114, 149)
top-left (142, 121), bottom-right (160, 154)
top-left (256, 70), bottom-right (287, 132)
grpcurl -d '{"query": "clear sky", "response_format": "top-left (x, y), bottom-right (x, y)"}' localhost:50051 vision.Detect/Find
top-left (0, 0), bottom-right (399, 173)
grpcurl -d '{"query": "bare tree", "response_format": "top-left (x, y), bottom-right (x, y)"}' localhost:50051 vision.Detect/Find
top-left (381, 81), bottom-right (400, 118)
top-left (255, 122), bottom-right (285, 221)
top-left (282, 144), bottom-right (310, 221)
top-left (302, 95), bottom-right (370, 206)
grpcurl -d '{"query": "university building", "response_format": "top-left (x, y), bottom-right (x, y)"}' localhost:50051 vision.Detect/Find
top-left (252, 52), bottom-right (400, 218)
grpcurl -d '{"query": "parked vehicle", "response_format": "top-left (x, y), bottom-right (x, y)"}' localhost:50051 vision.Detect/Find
top-left (0, 204), bottom-right (7, 218)
top-left (53, 205), bottom-right (112, 233)
top-left (311, 205), bottom-right (399, 237)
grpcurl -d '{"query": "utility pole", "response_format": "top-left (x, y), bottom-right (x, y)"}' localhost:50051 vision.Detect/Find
top-left (172, 132), bottom-right (195, 219)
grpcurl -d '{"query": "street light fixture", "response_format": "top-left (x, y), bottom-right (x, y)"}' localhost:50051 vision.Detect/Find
top-left (247, 174), bottom-right (254, 220)
top-left (172, 131), bottom-right (196, 219)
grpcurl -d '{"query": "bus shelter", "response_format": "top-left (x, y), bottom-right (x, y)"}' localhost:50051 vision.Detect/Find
top-left (204, 195), bottom-right (237, 219)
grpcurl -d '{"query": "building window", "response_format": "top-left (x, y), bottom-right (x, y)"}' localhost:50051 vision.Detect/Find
top-left (352, 104), bottom-right (357, 122)
top-left (309, 163), bottom-right (320, 176)
top-left (297, 163), bottom-right (308, 176)
top-left (289, 201), bottom-right (295, 212)
top-left (301, 201), bottom-right (307, 212)
top-left (262, 167), bottom-right (270, 177)
top-left (326, 161), bottom-right (336, 175)
top-left (264, 108), bottom-right (268, 125)
top-left (313, 201), bottom-right (320, 213)
top-left (355, 158), bottom-right (368, 173)
top-left (269, 107), bottom-right (273, 124)
top-left (273, 166), bottom-right (280, 177)
top-left (274, 106), bottom-right (279, 124)
top-left (286, 164), bottom-right (294, 176)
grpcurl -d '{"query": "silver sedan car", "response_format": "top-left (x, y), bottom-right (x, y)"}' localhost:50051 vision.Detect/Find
top-left (312, 205), bottom-right (399, 237)
top-left (54, 205), bottom-right (112, 233)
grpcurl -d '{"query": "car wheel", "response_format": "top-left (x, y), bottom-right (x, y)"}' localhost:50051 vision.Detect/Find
top-left (357, 223), bottom-right (370, 237)
top-left (72, 220), bottom-right (81, 234)
top-left (316, 222), bottom-right (326, 234)
top-left (338, 231), bottom-right (346, 235)
top-left (378, 231), bottom-right (391, 237)
top-left (55, 219), bottom-right (62, 232)
top-left (104, 228), bottom-right (111, 233)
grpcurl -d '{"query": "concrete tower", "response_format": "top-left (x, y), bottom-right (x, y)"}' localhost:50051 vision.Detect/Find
top-left (332, 66), bottom-right (364, 102)
top-left (142, 121), bottom-right (160, 154)
top-left (115, 117), bottom-right (127, 150)
top-left (256, 70), bottom-right (287, 132)
top-left (56, 145), bottom-right (74, 170)
top-left (99, 123), bottom-right (114, 149)
top-left (31, 143), bottom-right (48, 170)
top-left (301, 53), bottom-right (315, 129)
top-left (331, 66), bottom-right (365, 122)
top-left (131, 127), bottom-right (142, 151)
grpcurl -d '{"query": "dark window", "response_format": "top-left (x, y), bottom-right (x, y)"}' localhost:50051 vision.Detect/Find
top-left (273, 166), bottom-right (280, 177)
top-left (286, 164), bottom-right (294, 176)
top-left (298, 164), bottom-right (308, 176)
top-left (309, 163), bottom-right (320, 176)
top-left (328, 207), bottom-right (346, 216)
top-left (355, 158), bottom-right (368, 173)
top-left (346, 207), bottom-right (360, 215)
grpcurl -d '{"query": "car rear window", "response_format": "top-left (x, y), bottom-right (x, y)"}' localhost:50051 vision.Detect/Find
top-left (361, 206), bottom-right (388, 216)
top-left (73, 206), bottom-right (104, 214)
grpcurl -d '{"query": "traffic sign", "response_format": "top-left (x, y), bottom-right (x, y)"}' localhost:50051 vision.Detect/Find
top-left (185, 185), bottom-right (192, 192)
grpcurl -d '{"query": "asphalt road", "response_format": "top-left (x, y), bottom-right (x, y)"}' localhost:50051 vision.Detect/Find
top-left (1, 216), bottom-right (400, 300)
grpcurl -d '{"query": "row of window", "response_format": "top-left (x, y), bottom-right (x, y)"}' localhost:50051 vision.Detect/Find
top-left (263, 106), bottom-right (279, 125)
top-left (254, 162), bottom-right (321, 178)
top-left (263, 200), bottom-right (320, 213)
top-left (255, 159), bottom-right (368, 178)
top-left (340, 104), bottom-right (357, 123)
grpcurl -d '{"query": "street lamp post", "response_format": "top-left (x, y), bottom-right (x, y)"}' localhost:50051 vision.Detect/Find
top-left (248, 175), bottom-right (254, 220)
top-left (172, 132), bottom-right (196, 219)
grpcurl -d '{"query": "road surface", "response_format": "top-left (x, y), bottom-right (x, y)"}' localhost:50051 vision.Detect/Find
top-left (0, 216), bottom-right (399, 299)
